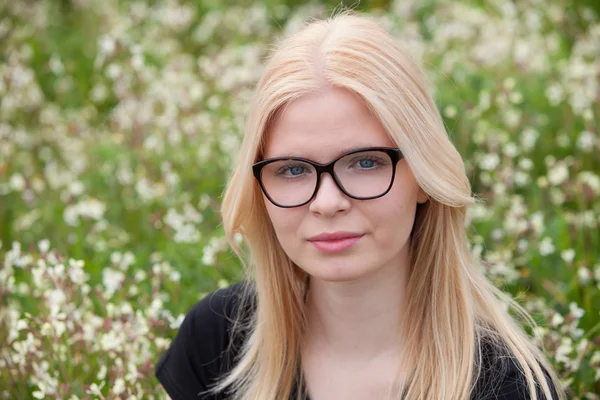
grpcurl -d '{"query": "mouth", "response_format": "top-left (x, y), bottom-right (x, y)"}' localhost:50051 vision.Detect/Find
top-left (308, 234), bottom-right (364, 253)
top-left (308, 231), bottom-right (364, 241)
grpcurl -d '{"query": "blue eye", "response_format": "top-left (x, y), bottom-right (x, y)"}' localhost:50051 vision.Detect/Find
top-left (289, 166), bottom-right (305, 175)
top-left (275, 164), bottom-right (309, 177)
top-left (358, 159), bottom-right (375, 168)
top-left (352, 157), bottom-right (381, 170)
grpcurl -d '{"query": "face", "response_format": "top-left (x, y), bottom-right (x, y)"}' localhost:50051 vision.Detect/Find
top-left (261, 87), bottom-right (428, 283)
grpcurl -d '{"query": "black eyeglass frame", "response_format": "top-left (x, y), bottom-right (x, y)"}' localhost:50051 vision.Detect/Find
top-left (252, 146), bottom-right (404, 208)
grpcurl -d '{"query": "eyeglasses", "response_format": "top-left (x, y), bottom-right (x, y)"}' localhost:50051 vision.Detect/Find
top-left (252, 147), bottom-right (404, 208)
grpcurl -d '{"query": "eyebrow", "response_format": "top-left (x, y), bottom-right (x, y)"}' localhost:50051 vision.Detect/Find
top-left (270, 146), bottom-right (375, 160)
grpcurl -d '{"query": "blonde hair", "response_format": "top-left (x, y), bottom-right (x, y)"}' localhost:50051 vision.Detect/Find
top-left (215, 10), bottom-right (565, 400)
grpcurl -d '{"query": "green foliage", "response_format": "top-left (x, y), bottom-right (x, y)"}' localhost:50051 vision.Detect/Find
top-left (0, 0), bottom-right (598, 398)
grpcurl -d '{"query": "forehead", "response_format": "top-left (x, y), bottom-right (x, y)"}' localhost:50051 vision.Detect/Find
top-left (263, 87), bottom-right (395, 162)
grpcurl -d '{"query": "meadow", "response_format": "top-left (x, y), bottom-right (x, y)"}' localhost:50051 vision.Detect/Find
top-left (0, 0), bottom-right (599, 398)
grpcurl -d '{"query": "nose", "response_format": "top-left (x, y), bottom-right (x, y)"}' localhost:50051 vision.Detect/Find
top-left (308, 172), bottom-right (351, 216)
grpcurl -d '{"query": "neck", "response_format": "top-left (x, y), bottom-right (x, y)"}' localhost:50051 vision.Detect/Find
top-left (303, 257), bottom-right (409, 361)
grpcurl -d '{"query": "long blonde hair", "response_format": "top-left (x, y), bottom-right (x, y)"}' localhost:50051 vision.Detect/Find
top-left (216, 11), bottom-right (565, 400)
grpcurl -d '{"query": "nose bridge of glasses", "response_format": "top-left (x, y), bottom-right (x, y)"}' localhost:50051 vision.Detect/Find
top-left (314, 165), bottom-right (345, 197)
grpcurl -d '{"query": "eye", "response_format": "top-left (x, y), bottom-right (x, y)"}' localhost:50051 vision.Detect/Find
top-left (352, 156), bottom-right (382, 169)
top-left (358, 159), bottom-right (376, 168)
top-left (275, 164), bottom-right (309, 177)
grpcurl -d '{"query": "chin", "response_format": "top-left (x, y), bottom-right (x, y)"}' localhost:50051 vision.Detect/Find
top-left (304, 262), bottom-right (371, 283)
top-left (314, 274), bottom-right (364, 283)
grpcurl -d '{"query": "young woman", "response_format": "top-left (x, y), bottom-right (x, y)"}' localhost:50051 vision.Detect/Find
top-left (155, 11), bottom-right (565, 400)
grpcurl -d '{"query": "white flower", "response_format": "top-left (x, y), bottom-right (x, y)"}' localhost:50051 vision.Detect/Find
top-left (102, 268), bottom-right (125, 296)
top-left (16, 319), bottom-right (27, 331)
top-left (503, 142), bottom-right (518, 157)
top-left (51, 320), bottom-right (66, 337)
top-left (578, 171), bottom-right (600, 193)
top-left (233, 232), bottom-right (244, 246)
top-left (68, 181), bottom-right (85, 197)
top-left (521, 128), bottom-right (539, 151)
top-left (503, 108), bottom-right (521, 128)
top-left (90, 83), bottom-right (108, 102)
top-left (37, 239), bottom-right (50, 253)
top-left (96, 364), bottom-right (107, 380)
top-left (170, 271), bottom-right (181, 282)
top-left (590, 351), bottom-right (600, 365)
top-left (110, 252), bottom-right (122, 265)
top-left (545, 83), bottom-right (564, 106)
top-left (164, 208), bottom-right (184, 230)
top-left (100, 330), bottom-right (123, 351)
top-left (98, 35), bottom-right (116, 55)
top-left (134, 270), bottom-right (146, 282)
top-left (106, 63), bottom-right (121, 80)
top-left (491, 229), bottom-right (504, 240)
top-left (578, 267), bottom-right (591, 285)
top-left (69, 262), bottom-right (88, 285)
top-left (46, 289), bottom-right (66, 314)
top-left (577, 130), bottom-right (596, 151)
top-left (479, 154), bottom-right (500, 171)
top-left (150, 298), bottom-right (163, 312)
top-left (569, 302), bottom-right (585, 319)
top-left (202, 247), bottom-right (215, 266)
top-left (86, 381), bottom-right (105, 396)
top-left (539, 237), bottom-right (555, 256)
top-left (63, 198), bottom-right (106, 226)
top-left (169, 314), bottom-right (185, 330)
top-left (536, 176), bottom-right (548, 188)
top-left (113, 378), bottom-right (126, 395)
top-left (443, 105), bottom-right (457, 118)
top-left (119, 302), bottom-right (133, 316)
top-left (218, 279), bottom-right (229, 289)
top-left (128, 285), bottom-right (139, 296)
top-left (135, 178), bottom-right (158, 202)
top-left (561, 249), bottom-right (575, 263)
top-left (40, 322), bottom-right (53, 336)
top-left (155, 337), bottom-right (171, 350)
top-left (63, 205), bottom-right (80, 226)
top-left (555, 337), bottom-right (573, 365)
top-left (173, 224), bottom-right (201, 243)
top-left (529, 212), bottom-right (545, 234)
top-left (514, 171), bottom-right (529, 186)
top-left (31, 262), bottom-right (47, 289)
top-left (131, 53), bottom-right (145, 70)
top-left (78, 198), bottom-right (106, 220)
top-left (121, 251), bottom-right (136, 270)
top-left (548, 162), bottom-right (569, 185)
top-left (9, 173), bottom-right (26, 191)
top-left (183, 203), bottom-right (203, 224)
top-left (518, 158), bottom-right (533, 170)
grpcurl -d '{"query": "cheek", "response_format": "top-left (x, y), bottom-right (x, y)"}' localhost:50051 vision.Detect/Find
top-left (265, 204), bottom-right (301, 243)
top-left (374, 180), bottom-right (419, 234)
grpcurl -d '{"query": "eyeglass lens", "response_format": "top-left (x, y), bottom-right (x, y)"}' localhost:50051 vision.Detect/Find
top-left (260, 150), bottom-right (394, 207)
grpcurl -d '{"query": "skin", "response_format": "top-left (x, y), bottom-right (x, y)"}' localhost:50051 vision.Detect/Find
top-left (262, 86), bottom-right (428, 399)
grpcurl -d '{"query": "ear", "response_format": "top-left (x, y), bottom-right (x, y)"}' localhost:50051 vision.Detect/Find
top-left (417, 187), bottom-right (429, 204)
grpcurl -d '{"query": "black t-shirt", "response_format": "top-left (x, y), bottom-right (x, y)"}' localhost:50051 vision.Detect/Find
top-left (155, 282), bottom-right (558, 400)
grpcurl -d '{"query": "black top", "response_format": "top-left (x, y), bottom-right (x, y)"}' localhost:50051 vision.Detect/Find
top-left (155, 282), bottom-right (558, 400)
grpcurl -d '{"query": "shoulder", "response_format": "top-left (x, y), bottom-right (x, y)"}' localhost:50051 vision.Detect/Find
top-left (473, 339), bottom-right (559, 400)
top-left (155, 281), bottom-right (255, 400)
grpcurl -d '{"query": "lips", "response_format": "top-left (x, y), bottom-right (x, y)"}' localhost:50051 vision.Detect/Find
top-left (307, 231), bottom-right (364, 253)
top-left (308, 231), bottom-right (363, 241)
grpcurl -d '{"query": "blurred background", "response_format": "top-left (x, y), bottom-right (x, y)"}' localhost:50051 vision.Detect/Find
top-left (0, 0), bottom-right (599, 398)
